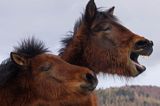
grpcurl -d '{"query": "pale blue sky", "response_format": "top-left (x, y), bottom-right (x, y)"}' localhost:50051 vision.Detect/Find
top-left (0, 0), bottom-right (159, 88)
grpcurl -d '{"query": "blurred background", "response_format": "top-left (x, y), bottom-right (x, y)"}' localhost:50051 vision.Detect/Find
top-left (0, 0), bottom-right (159, 88)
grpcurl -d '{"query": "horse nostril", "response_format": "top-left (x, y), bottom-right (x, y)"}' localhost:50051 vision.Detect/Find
top-left (82, 72), bottom-right (98, 91)
top-left (85, 73), bottom-right (96, 83)
top-left (135, 39), bottom-right (153, 49)
top-left (135, 40), bottom-right (148, 48)
top-left (134, 39), bottom-right (153, 56)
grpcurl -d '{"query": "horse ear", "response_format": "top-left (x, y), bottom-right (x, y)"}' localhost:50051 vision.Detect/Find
top-left (10, 52), bottom-right (28, 66)
top-left (107, 6), bottom-right (115, 15)
top-left (85, 0), bottom-right (97, 23)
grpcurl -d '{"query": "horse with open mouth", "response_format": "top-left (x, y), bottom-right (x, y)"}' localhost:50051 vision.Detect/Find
top-left (59, 0), bottom-right (153, 77)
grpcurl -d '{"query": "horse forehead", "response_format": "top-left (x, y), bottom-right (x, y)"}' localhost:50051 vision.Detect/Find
top-left (32, 54), bottom-right (61, 64)
top-left (112, 22), bottom-right (145, 39)
top-left (93, 16), bottom-right (109, 25)
top-left (33, 54), bottom-right (91, 73)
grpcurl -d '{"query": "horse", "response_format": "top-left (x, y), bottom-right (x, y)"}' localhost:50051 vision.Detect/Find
top-left (59, 0), bottom-right (153, 77)
top-left (0, 38), bottom-right (98, 106)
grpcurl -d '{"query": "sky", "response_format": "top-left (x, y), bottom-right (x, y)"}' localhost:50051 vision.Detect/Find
top-left (0, 0), bottom-right (159, 88)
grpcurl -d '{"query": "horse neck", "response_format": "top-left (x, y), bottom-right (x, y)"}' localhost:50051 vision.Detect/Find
top-left (0, 73), bottom-right (59, 106)
top-left (60, 24), bottom-right (89, 67)
top-left (31, 95), bottom-right (96, 106)
top-left (0, 76), bottom-right (35, 106)
top-left (54, 93), bottom-right (97, 106)
top-left (0, 77), bottom-right (68, 106)
top-left (0, 78), bottom-right (98, 106)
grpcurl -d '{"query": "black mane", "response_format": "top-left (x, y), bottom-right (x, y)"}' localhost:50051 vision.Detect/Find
top-left (59, 8), bottom-right (119, 55)
top-left (14, 37), bottom-right (49, 57)
top-left (0, 38), bottom-right (48, 86)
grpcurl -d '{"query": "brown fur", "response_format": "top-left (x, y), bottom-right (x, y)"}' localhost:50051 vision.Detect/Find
top-left (59, 0), bottom-right (153, 77)
top-left (0, 38), bottom-right (98, 106)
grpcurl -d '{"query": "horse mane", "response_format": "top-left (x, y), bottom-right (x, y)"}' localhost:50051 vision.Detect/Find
top-left (14, 37), bottom-right (49, 57)
top-left (59, 16), bottom-right (83, 55)
top-left (59, 8), bottom-right (119, 55)
top-left (0, 38), bottom-right (49, 86)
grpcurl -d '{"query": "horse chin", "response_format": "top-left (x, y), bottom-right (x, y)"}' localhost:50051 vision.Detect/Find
top-left (79, 83), bottom-right (96, 95)
top-left (131, 62), bottom-right (146, 77)
top-left (80, 89), bottom-right (92, 95)
top-left (128, 65), bottom-right (144, 77)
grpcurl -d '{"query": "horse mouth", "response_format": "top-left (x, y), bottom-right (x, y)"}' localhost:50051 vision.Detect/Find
top-left (80, 81), bottom-right (98, 92)
top-left (129, 39), bottom-right (153, 77)
top-left (130, 48), bottom-right (153, 76)
top-left (80, 84), bottom-right (96, 92)
top-left (130, 52), bottom-right (146, 75)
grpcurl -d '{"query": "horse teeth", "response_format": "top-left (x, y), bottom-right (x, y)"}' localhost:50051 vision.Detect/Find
top-left (144, 56), bottom-right (149, 59)
top-left (140, 56), bottom-right (148, 59)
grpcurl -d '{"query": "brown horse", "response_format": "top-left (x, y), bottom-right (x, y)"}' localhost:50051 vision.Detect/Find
top-left (0, 38), bottom-right (98, 106)
top-left (59, 0), bottom-right (153, 77)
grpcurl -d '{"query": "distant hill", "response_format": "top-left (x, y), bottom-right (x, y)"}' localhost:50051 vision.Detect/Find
top-left (96, 85), bottom-right (160, 106)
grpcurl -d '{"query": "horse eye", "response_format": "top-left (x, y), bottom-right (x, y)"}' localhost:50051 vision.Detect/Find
top-left (94, 27), bottom-right (109, 32)
top-left (93, 24), bottom-right (112, 32)
top-left (102, 26), bottom-right (112, 32)
top-left (40, 63), bottom-right (52, 71)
